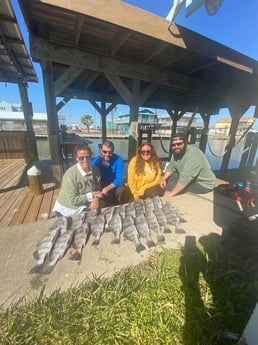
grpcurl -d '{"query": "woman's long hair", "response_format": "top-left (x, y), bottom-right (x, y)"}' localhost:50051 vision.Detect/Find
top-left (135, 143), bottom-right (162, 175)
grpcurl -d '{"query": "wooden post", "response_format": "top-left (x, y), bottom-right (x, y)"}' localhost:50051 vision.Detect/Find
top-left (18, 82), bottom-right (39, 162)
top-left (199, 113), bottom-right (211, 153)
top-left (27, 165), bottom-right (43, 195)
top-left (128, 79), bottom-right (140, 160)
top-left (41, 61), bottom-right (63, 186)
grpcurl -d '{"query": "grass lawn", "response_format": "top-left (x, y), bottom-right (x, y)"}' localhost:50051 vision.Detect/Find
top-left (0, 232), bottom-right (257, 345)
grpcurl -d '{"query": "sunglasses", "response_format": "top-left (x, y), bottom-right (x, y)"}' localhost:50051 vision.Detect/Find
top-left (172, 142), bottom-right (184, 147)
top-left (78, 156), bottom-right (92, 161)
top-left (141, 150), bottom-right (151, 154)
top-left (102, 150), bottom-right (113, 155)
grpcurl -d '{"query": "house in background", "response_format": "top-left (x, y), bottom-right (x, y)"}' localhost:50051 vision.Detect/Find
top-left (215, 116), bottom-right (256, 136)
top-left (0, 100), bottom-right (65, 134)
top-left (115, 108), bottom-right (159, 134)
top-left (157, 113), bottom-right (203, 135)
top-left (115, 108), bottom-right (203, 135)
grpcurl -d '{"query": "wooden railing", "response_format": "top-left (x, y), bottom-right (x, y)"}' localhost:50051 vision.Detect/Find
top-left (0, 131), bottom-right (33, 163)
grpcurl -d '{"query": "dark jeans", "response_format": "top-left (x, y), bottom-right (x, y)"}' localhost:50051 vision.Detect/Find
top-left (143, 184), bottom-right (164, 199)
top-left (99, 185), bottom-right (131, 208)
top-left (166, 172), bottom-right (213, 194)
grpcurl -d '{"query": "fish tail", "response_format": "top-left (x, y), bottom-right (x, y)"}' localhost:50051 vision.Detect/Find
top-left (111, 238), bottom-right (120, 244)
top-left (70, 249), bottom-right (82, 261)
top-left (179, 216), bottom-right (187, 223)
top-left (41, 265), bottom-right (55, 275)
top-left (175, 227), bottom-right (186, 234)
top-left (147, 240), bottom-right (156, 248)
top-left (29, 263), bottom-right (44, 274)
top-left (136, 243), bottom-right (145, 252)
top-left (164, 227), bottom-right (172, 233)
top-left (92, 238), bottom-right (100, 246)
top-left (157, 234), bottom-right (166, 243)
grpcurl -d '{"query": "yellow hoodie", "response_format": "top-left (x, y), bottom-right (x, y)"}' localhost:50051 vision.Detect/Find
top-left (127, 156), bottom-right (162, 197)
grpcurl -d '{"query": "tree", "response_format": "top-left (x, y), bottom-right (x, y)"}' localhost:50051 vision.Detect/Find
top-left (81, 114), bottom-right (94, 133)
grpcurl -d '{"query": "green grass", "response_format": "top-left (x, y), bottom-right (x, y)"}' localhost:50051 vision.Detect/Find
top-left (1, 233), bottom-right (258, 345)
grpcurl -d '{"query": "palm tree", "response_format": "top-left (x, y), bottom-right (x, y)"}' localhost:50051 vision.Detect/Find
top-left (81, 114), bottom-right (94, 133)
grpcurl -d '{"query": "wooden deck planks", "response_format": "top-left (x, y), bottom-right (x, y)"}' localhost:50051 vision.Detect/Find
top-left (0, 160), bottom-right (59, 227)
top-left (9, 191), bottom-right (34, 226)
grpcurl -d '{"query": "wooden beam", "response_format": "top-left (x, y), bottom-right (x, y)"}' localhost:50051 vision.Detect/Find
top-left (30, 35), bottom-right (220, 97)
top-left (105, 74), bottom-right (132, 104)
top-left (54, 66), bottom-right (84, 96)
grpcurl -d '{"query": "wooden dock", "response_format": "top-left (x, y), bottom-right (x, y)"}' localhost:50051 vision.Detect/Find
top-left (0, 159), bottom-right (59, 227)
top-left (0, 158), bottom-right (253, 228)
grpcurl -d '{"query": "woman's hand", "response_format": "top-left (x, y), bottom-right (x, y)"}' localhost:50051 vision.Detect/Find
top-left (90, 197), bottom-right (100, 209)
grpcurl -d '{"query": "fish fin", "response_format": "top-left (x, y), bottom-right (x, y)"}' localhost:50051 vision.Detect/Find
top-left (136, 243), bottom-right (145, 252)
top-left (111, 238), bottom-right (120, 244)
top-left (164, 227), bottom-right (172, 233)
top-left (147, 240), bottom-right (156, 248)
top-left (29, 264), bottom-right (44, 274)
top-left (157, 234), bottom-right (166, 242)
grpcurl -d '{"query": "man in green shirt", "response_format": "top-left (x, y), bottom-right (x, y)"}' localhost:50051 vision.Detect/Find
top-left (160, 132), bottom-right (216, 196)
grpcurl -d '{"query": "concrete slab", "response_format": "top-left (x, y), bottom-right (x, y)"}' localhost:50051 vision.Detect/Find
top-left (0, 193), bottom-right (222, 308)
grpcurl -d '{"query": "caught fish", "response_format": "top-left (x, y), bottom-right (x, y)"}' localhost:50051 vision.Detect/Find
top-left (30, 216), bottom-right (69, 273)
top-left (91, 214), bottom-right (105, 245)
top-left (42, 227), bottom-right (75, 274)
top-left (144, 198), bottom-right (154, 211)
top-left (116, 204), bottom-right (126, 219)
top-left (152, 196), bottom-right (163, 209)
top-left (154, 207), bottom-right (172, 233)
top-left (109, 209), bottom-right (123, 244)
top-left (85, 208), bottom-right (99, 225)
top-left (163, 202), bottom-right (186, 234)
top-left (122, 216), bottom-right (145, 252)
top-left (145, 210), bottom-right (165, 243)
top-left (126, 203), bottom-right (136, 218)
top-left (70, 222), bottom-right (90, 260)
top-left (135, 213), bottom-right (155, 248)
top-left (103, 207), bottom-right (115, 231)
top-left (133, 199), bottom-right (145, 215)
top-left (164, 201), bottom-right (187, 223)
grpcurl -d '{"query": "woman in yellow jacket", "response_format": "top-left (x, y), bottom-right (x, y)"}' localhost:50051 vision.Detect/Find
top-left (127, 143), bottom-right (164, 201)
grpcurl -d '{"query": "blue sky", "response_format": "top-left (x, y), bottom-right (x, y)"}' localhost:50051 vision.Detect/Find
top-left (1, 0), bottom-right (258, 127)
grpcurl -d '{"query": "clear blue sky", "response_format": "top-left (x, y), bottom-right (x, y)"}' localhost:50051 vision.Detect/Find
top-left (1, 0), bottom-right (258, 127)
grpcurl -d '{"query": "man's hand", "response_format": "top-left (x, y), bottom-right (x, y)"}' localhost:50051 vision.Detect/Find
top-left (159, 178), bottom-right (167, 189)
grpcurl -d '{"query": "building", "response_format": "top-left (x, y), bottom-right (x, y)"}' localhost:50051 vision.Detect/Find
top-left (0, 100), bottom-right (65, 134)
top-left (215, 116), bottom-right (256, 136)
top-left (115, 108), bottom-right (159, 134)
top-left (157, 113), bottom-right (203, 135)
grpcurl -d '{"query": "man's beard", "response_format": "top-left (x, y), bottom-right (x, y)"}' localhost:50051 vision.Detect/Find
top-left (173, 147), bottom-right (186, 160)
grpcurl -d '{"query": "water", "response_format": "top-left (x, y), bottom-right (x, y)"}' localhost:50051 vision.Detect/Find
top-left (36, 136), bottom-right (257, 171)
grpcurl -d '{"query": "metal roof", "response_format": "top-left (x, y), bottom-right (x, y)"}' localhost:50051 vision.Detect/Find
top-left (18, 0), bottom-right (258, 114)
top-left (0, 0), bottom-right (37, 84)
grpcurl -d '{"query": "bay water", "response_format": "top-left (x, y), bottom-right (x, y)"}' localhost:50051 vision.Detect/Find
top-left (37, 136), bottom-right (254, 171)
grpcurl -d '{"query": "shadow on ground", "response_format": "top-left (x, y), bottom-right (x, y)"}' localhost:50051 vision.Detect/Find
top-left (179, 226), bottom-right (258, 345)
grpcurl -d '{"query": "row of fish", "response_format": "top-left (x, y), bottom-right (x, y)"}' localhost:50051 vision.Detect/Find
top-left (30, 196), bottom-right (186, 274)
